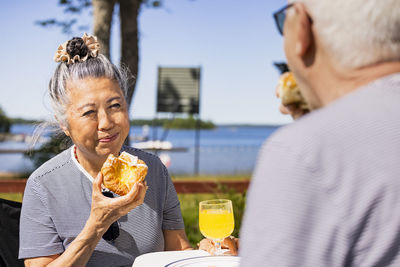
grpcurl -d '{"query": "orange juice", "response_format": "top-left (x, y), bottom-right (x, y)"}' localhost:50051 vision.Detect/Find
top-left (199, 209), bottom-right (234, 240)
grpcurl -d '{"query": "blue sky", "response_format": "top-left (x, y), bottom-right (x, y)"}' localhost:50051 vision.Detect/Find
top-left (0, 0), bottom-right (291, 125)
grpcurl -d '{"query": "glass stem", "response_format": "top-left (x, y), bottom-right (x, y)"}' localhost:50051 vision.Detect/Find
top-left (213, 239), bottom-right (223, 255)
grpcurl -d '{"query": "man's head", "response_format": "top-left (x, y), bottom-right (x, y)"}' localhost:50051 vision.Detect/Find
top-left (276, 0), bottom-right (400, 109)
top-left (293, 0), bottom-right (400, 68)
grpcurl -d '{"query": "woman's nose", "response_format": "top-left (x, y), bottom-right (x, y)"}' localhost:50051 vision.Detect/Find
top-left (98, 110), bottom-right (114, 130)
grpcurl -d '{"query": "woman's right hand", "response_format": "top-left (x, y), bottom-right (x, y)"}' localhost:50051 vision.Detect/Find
top-left (89, 172), bottom-right (147, 232)
top-left (24, 173), bottom-right (147, 267)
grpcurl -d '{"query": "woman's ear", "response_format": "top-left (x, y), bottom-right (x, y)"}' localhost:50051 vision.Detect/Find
top-left (61, 125), bottom-right (71, 137)
top-left (55, 115), bottom-right (70, 137)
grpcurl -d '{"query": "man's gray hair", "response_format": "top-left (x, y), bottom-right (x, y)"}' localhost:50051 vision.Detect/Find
top-left (293, 0), bottom-right (400, 68)
top-left (49, 54), bottom-right (131, 125)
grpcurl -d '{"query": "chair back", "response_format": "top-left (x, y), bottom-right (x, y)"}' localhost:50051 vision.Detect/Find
top-left (0, 198), bottom-right (25, 267)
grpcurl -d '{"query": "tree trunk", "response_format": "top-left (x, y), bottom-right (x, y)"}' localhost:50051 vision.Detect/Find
top-left (92, 0), bottom-right (117, 59)
top-left (119, 0), bottom-right (140, 108)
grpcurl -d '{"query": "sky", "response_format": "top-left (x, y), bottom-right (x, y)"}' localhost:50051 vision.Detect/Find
top-left (0, 0), bottom-right (292, 125)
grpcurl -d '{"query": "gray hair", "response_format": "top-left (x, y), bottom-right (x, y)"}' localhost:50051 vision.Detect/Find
top-left (292, 0), bottom-right (400, 68)
top-left (49, 54), bottom-right (131, 126)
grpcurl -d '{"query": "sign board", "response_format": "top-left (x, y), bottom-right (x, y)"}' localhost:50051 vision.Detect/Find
top-left (156, 67), bottom-right (201, 114)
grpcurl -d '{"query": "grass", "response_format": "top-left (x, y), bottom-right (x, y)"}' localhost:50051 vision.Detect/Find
top-left (0, 174), bottom-right (249, 247)
top-left (179, 190), bottom-right (246, 247)
top-left (173, 174), bottom-right (249, 246)
top-left (171, 173), bottom-right (251, 181)
top-left (0, 193), bottom-right (23, 202)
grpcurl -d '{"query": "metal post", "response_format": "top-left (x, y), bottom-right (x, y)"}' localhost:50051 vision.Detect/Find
top-left (194, 66), bottom-right (201, 176)
top-left (194, 115), bottom-right (200, 175)
top-left (152, 114), bottom-right (159, 156)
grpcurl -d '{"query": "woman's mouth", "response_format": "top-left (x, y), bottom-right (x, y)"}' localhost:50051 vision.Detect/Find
top-left (99, 133), bottom-right (119, 143)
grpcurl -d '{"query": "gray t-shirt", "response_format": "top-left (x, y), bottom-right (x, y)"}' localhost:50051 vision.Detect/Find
top-left (19, 146), bottom-right (184, 266)
top-left (240, 73), bottom-right (400, 266)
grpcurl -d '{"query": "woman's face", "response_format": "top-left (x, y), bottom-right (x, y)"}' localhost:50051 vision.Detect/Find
top-left (62, 77), bottom-right (130, 161)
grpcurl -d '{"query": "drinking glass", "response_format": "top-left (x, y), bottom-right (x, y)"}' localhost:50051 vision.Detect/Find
top-left (199, 199), bottom-right (234, 255)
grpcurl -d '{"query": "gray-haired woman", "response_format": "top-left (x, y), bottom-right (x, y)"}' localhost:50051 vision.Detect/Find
top-left (18, 34), bottom-right (193, 267)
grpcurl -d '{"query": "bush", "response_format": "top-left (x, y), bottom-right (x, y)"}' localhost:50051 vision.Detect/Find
top-left (25, 132), bottom-right (71, 168)
top-left (164, 116), bottom-right (215, 130)
top-left (0, 107), bottom-right (11, 133)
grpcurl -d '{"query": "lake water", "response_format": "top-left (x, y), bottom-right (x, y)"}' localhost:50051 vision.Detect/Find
top-left (1, 124), bottom-right (281, 175)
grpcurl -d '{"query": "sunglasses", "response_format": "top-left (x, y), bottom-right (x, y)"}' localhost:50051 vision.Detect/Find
top-left (273, 3), bottom-right (294, 35)
top-left (102, 191), bottom-right (120, 241)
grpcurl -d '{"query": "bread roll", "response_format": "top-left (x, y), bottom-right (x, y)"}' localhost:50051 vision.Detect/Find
top-left (278, 72), bottom-right (308, 110)
top-left (101, 151), bottom-right (148, 196)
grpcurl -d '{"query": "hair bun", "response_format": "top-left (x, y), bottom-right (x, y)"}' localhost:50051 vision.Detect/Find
top-left (66, 37), bottom-right (89, 59)
top-left (54, 33), bottom-right (100, 64)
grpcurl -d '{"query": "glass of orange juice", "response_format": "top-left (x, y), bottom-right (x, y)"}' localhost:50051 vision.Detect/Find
top-left (199, 199), bottom-right (234, 255)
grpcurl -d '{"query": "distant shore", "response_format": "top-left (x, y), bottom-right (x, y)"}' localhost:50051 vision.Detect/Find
top-left (8, 117), bottom-right (285, 129)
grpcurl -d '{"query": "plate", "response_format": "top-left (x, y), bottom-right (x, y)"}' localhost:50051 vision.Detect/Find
top-left (165, 256), bottom-right (240, 267)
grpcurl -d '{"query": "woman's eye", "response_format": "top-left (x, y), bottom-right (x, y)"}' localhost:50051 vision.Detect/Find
top-left (110, 103), bottom-right (121, 109)
top-left (82, 110), bottom-right (95, 117)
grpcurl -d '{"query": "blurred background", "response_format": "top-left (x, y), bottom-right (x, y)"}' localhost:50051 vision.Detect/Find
top-left (0, 0), bottom-right (289, 177)
top-left (0, 0), bottom-right (292, 246)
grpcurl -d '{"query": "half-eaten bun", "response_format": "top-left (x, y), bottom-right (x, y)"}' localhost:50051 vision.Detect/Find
top-left (278, 72), bottom-right (308, 110)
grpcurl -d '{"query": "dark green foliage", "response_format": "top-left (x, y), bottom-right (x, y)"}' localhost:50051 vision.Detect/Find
top-left (35, 0), bottom-right (163, 34)
top-left (35, 0), bottom-right (91, 34)
top-left (142, 0), bottom-right (163, 7)
top-left (0, 107), bottom-right (11, 133)
top-left (130, 118), bottom-right (164, 126)
top-left (130, 117), bottom-right (215, 130)
top-left (25, 132), bottom-right (72, 168)
top-left (10, 118), bottom-right (42, 124)
top-left (179, 194), bottom-right (205, 246)
top-left (164, 116), bottom-right (215, 130)
top-left (217, 184), bottom-right (247, 239)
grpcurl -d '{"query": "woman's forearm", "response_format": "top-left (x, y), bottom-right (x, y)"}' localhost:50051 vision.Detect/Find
top-left (163, 229), bottom-right (193, 251)
top-left (46, 217), bottom-right (108, 267)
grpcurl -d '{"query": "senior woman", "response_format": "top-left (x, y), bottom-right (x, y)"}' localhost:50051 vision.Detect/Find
top-left (18, 34), bottom-right (193, 266)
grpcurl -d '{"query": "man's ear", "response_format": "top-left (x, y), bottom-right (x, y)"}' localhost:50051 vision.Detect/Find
top-left (294, 3), bottom-right (313, 58)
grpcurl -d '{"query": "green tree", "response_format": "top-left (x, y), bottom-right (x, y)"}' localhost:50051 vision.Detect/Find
top-left (0, 106), bottom-right (11, 133)
top-left (164, 116), bottom-right (215, 130)
top-left (37, 0), bottom-right (162, 112)
top-left (26, 132), bottom-right (72, 168)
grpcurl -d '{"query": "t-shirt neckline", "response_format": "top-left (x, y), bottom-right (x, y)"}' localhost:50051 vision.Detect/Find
top-left (70, 145), bottom-right (95, 184)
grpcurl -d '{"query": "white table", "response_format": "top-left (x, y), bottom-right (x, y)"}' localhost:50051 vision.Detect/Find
top-left (132, 250), bottom-right (211, 267)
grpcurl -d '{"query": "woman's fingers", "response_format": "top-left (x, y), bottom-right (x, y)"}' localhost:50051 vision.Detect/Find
top-left (92, 172), bottom-right (104, 196)
top-left (222, 236), bottom-right (239, 256)
top-left (113, 182), bottom-right (147, 212)
top-left (198, 238), bottom-right (215, 254)
top-left (125, 183), bottom-right (140, 200)
top-left (91, 178), bottom-right (148, 224)
top-left (126, 182), bottom-right (147, 202)
top-left (198, 237), bottom-right (239, 256)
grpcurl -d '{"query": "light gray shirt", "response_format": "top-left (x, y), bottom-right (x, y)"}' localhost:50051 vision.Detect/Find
top-left (19, 146), bottom-right (184, 266)
top-left (240, 73), bottom-right (400, 266)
